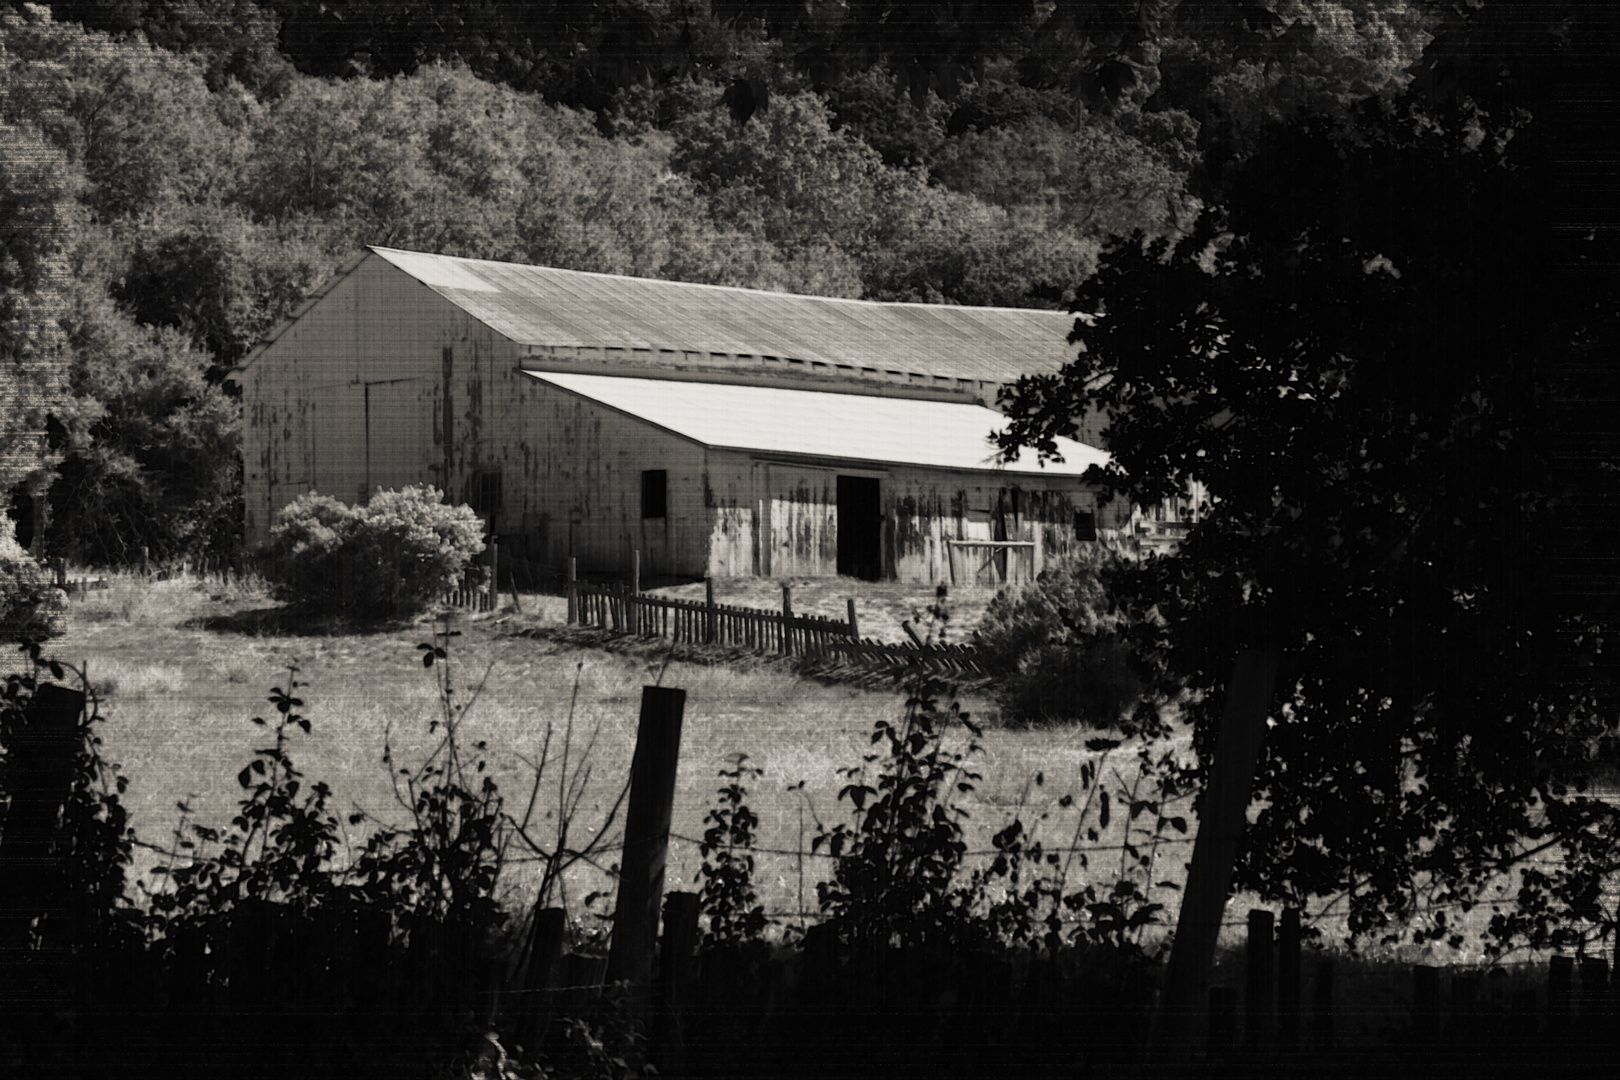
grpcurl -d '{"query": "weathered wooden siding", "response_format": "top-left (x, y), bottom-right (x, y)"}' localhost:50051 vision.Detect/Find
top-left (479, 375), bottom-right (711, 578)
top-left (240, 256), bottom-right (525, 545)
top-left (689, 452), bottom-right (1126, 585)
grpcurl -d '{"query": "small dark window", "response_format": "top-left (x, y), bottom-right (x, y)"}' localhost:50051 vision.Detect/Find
top-left (472, 469), bottom-right (502, 515)
top-left (641, 469), bottom-right (668, 519)
top-left (1073, 510), bottom-right (1097, 541)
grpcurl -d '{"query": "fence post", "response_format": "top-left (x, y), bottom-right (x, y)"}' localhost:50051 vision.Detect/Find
top-left (519, 907), bottom-right (566, 1053)
top-left (1548, 954), bottom-right (1575, 1036)
top-left (489, 537), bottom-right (500, 613)
top-left (566, 557), bottom-right (578, 625)
top-left (1580, 956), bottom-right (1609, 1036)
top-left (605, 686), bottom-right (687, 1011)
top-left (1245, 909), bottom-right (1274, 1048)
top-left (632, 548), bottom-right (640, 597)
top-left (0, 683), bottom-right (85, 1015)
top-left (1312, 957), bottom-right (1334, 1052)
top-left (140, 545), bottom-right (149, 577)
top-left (1278, 906), bottom-right (1301, 1051)
top-left (1208, 986), bottom-right (1237, 1059)
top-left (704, 577), bottom-right (716, 644)
top-left (1413, 964), bottom-right (1441, 1043)
top-left (653, 891), bottom-right (700, 1077)
top-left (780, 585), bottom-right (793, 656)
top-left (846, 598), bottom-right (859, 641)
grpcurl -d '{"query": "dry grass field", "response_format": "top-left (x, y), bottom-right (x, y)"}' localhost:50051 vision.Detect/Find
top-left (37, 569), bottom-right (1597, 989)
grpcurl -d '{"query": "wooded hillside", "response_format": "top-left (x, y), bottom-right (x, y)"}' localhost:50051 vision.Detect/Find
top-left (0, 0), bottom-right (1433, 565)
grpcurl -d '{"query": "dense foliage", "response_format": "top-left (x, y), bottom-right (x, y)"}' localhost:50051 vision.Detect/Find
top-left (265, 485), bottom-right (485, 619)
top-left (997, 2), bottom-right (1620, 953)
top-left (0, 2), bottom-right (1436, 565)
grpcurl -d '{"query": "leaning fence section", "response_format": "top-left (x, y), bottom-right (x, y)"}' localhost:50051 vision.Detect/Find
top-left (571, 577), bottom-right (854, 656)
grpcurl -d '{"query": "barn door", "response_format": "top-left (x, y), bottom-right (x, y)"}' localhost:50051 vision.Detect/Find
top-left (836, 476), bottom-right (883, 581)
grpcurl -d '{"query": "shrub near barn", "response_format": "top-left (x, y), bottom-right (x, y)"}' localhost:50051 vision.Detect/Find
top-left (263, 486), bottom-right (484, 619)
top-left (978, 544), bottom-right (1170, 730)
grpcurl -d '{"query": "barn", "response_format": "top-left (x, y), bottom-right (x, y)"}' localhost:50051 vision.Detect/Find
top-left (232, 247), bottom-right (1125, 585)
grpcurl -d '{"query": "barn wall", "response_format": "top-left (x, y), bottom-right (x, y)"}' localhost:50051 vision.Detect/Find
top-left (698, 453), bottom-right (1128, 585)
top-left (482, 377), bottom-right (714, 579)
top-left (239, 255), bottom-right (525, 546)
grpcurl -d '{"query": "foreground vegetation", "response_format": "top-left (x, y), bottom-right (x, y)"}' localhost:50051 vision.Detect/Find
top-left (41, 569), bottom-right (1595, 966)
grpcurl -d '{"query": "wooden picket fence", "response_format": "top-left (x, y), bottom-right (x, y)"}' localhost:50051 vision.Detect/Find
top-left (443, 539), bottom-right (500, 612)
top-left (563, 555), bottom-right (994, 679)
top-left (442, 565), bottom-right (495, 612)
top-left (564, 555), bottom-right (863, 657)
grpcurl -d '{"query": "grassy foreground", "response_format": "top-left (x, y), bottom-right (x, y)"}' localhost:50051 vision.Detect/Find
top-left (51, 572), bottom-right (1196, 935)
top-left (42, 570), bottom-right (1584, 982)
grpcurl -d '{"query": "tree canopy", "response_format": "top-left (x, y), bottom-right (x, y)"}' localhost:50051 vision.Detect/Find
top-left (997, 1), bottom-right (1620, 952)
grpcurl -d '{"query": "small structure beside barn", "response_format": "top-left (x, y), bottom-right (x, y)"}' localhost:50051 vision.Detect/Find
top-left (232, 247), bottom-right (1128, 585)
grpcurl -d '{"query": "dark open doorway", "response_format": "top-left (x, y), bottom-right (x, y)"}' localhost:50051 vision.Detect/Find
top-left (836, 475), bottom-right (883, 580)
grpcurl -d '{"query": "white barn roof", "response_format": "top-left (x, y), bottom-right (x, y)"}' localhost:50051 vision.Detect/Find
top-left (371, 247), bottom-right (1078, 385)
top-left (525, 371), bottom-right (1108, 475)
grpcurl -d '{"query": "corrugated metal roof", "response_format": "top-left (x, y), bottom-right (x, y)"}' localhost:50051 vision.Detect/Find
top-left (372, 247), bottom-right (1078, 384)
top-left (525, 371), bottom-right (1108, 476)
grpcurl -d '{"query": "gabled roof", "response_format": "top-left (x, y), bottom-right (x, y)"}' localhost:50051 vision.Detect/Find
top-left (370, 247), bottom-right (1078, 385)
top-left (525, 371), bottom-right (1108, 476)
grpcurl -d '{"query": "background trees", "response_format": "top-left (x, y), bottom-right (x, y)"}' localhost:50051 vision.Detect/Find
top-left (0, 0), bottom-right (1439, 575)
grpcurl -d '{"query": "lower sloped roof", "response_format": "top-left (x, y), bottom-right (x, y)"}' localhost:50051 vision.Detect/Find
top-left (524, 371), bottom-right (1108, 476)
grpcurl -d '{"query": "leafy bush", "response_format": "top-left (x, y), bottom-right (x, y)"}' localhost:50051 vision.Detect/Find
top-left (698, 753), bottom-right (768, 948)
top-left (0, 515), bottom-right (65, 641)
top-left (263, 485), bottom-right (484, 619)
top-left (977, 543), bottom-right (1160, 729)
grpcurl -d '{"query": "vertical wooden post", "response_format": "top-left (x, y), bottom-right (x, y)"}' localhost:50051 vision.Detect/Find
top-left (0, 683), bottom-right (84, 1004)
top-left (1312, 957), bottom-right (1335, 1052)
top-left (519, 907), bottom-right (566, 1053)
top-left (1548, 954), bottom-right (1576, 1035)
top-left (1413, 965), bottom-right (1441, 1043)
top-left (140, 545), bottom-right (149, 577)
top-left (566, 557), bottom-right (578, 625)
top-left (52, 557), bottom-right (66, 589)
top-left (704, 577), bottom-right (716, 644)
top-left (1156, 646), bottom-right (1282, 1053)
top-left (1580, 957), bottom-right (1609, 1034)
top-left (780, 584), bottom-right (793, 656)
top-left (1208, 986), bottom-right (1237, 1058)
top-left (489, 537), bottom-right (500, 613)
top-left (1449, 972), bottom-right (1478, 1041)
top-left (654, 891), bottom-right (700, 1076)
top-left (846, 598), bottom-right (859, 641)
top-left (1245, 908), bottom-right (1275, 1048)
top-left (632, 548), bottom-right (641, 596)
top-left (1278, 906), bottom-right (1301, 1051)
top-left (605, 687), bottom-right (687, 1008)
